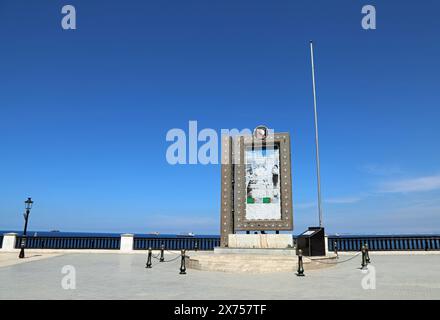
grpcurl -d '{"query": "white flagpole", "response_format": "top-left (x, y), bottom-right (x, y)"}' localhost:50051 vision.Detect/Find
top-left (310, 40), bottom-right (323, 228)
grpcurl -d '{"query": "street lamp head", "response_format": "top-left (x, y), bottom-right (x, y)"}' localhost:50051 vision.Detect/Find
top-left (25, 197), bottom-right (33, 210)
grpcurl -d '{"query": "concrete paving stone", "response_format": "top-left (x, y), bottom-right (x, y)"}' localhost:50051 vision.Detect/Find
top-left (0, 253), bottom-right (439, 299)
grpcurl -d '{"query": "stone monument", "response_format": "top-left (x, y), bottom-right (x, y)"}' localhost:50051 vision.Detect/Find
top-left (220, 125), bottom-right (293, 249)
top-left (187, 126), bottom-right (334, 272)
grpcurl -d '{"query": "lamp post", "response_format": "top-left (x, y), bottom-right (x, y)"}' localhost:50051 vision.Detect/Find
top-left (18, 197), bottom-right (33, 259)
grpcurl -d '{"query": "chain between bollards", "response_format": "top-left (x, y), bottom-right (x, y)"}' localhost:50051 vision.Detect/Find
top-left (179, 249), bottom-right (187, 275)
top-left (145, 247), bottom-right (152, 268)
top-left (160, 244), bottom-right (165, 262)
top-left (296, 249), bottom-right (305, 277)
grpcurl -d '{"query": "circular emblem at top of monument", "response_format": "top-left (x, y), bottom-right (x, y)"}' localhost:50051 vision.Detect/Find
top-left (253, 125), bottom-right (269, 140)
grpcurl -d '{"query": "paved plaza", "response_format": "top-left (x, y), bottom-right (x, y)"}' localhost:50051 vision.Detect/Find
top-left (0, 252), bottom-right (439, 299)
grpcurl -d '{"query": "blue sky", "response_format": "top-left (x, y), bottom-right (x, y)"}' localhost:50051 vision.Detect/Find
top-left (1, 0), bottom-right (439, 235)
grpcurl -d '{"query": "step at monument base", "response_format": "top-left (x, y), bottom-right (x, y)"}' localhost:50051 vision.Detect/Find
top-left (187, 254), bottom-right (311, 273)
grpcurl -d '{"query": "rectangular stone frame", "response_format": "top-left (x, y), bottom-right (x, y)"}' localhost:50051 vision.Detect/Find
top-left (233, 132), bottom-right (293, 231)
top-left (220, 135), bottom-right (234, 247)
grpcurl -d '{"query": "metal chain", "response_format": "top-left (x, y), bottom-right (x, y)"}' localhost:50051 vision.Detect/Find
top-left (147, 250), bottom-right (176, 259)
top-left (308, 252), bottom-right (362, 265)
top-left (152, 254), bottom-right (182, 263)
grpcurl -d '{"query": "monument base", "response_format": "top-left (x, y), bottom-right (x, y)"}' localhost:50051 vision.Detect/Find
top-left (227, 234), bottom-right (293, 249)
top-left (187, 245), bottom-right (337, 273)
top-left (187, 252), bottom-right (308, 273)
top-left (214, 247), bottom-right (296, 256)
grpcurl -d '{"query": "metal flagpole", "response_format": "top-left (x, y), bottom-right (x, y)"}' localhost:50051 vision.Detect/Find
top-left (309, 40), bottom-right (323, 227)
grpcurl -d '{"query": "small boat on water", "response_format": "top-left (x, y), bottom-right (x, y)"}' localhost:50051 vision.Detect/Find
top-left (148, 232), bottom-right (160, 236)
top-left (180, 232), bottom-right (195, 237)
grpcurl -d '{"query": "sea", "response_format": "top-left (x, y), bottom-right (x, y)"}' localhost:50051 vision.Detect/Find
top-left (0, 230), bottom-right (219, 238)
top-left (1, 230), bottom-right (438, 238)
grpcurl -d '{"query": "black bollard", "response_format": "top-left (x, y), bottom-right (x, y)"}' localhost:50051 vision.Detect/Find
top-left (334, 241), bottom-right (338, 258)
top-left (361, 245), bottom-right (367, 269)
top-left (146, 247), bottom-right (152, 268)
top-left (296, 249), bottom-right (305, 276)
top-left (160, 244), bottom-right (165, 262)
top-left (365, 243), bottom-right (370, 264)
top-left (179, 249), bottom-right (187, 275)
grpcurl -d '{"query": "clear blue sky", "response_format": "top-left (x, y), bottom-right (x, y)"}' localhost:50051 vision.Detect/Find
top-left (1, 0), bottom-right (439, 235)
